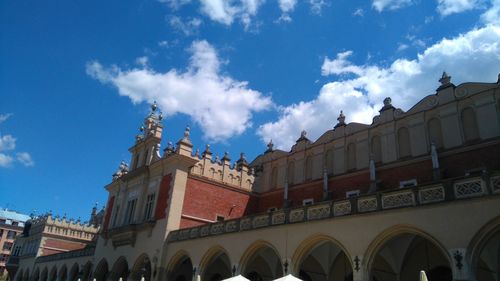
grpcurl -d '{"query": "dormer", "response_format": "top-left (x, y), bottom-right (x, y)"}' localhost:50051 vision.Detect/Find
top-left (130, 101), bottom-right (164, 170)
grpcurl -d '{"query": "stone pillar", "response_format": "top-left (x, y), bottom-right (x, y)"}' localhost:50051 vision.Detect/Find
top-left (351, 255), bottom-right (368, 281)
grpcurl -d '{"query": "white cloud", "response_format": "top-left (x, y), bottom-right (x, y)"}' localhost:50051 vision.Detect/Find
top-left (0, 153), bottom-right (13, 167)
top-left (310, 0), bottom-right (327, 14)
top-left (353, 8), bottom-right (365, 17)
top-left (437, 0), bottom-right (485, 16)
top-left (16, 152), bottom-right (34, 167)
top-left (158, 40), bottom-right (169, 48)
top-left (0, 113), bottom-right (12, 124)
top-left (198, 0), bottom-right (264, 29)
top-left (135, 56), bottom-right (149, 67)
top-left (397, 43), bottom-right (409, 51)
top-left (158, 0), bottom-right (191, 9)
top-left (481, 0), bottom-right (500, 24)
top-left (87, 40), bottom-right (273, 142)
top-left (277, 0), bottom-right (297, 21)
top-left (0, 135), bottom-right (16, 152)
top-left (258, 25), bottom-right (500, 149)
top-left (372, 0), bottom-right (413, 11)
top-left (169, 16), bottom-right (202, 36)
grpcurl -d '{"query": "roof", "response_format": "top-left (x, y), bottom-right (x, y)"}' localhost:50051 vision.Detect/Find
top-left (0, 208), bottom-right (31, 223)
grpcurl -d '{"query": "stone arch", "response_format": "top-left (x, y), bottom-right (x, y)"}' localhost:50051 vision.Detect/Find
top-left (239, 240), bottom-right (283, 281)
top-left (81, 262), bottom-right (93, 281)
top-left (346, 143), bottom-right (356, 171)
top-left (40, 268), bottom-right (48, 281)
top-left (365, 225), bottom-right (452, 281)
top-left (31, 267), bottom-right (40, 281)
top-left (397, 127), bottom-right (411, 158)
top-left (371, 135), bottom-right (382, 163)
top-left (93, 259), bottom-right (109, 281)
top-left (467, 216), bottom-right (500, 281)
top-left (68, 263), bottom-right (79, 281)
top-left (58, 265), bottom-right (67, 281)
top-left (49, 266), bottom-right (57, 281)
top-left (199, 245), bottom-right (232, 281)
top-left (292, 234), bottom-right (353, 281)
top-left (130, 254), bottom-right (152, 281)
top-left (428, 118), bottom-right (443, 149)
top-left (109, 257), bottom-right (129, 281)
top-left (461, 107), bottom-right (480, 142)
top-left (166, 250), bottom-right (193, 281)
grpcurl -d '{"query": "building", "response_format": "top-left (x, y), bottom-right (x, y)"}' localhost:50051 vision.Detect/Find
top-left (8, 73), bottom-right (500, 281)
top-left (0, 209), bottom-right (30, 276)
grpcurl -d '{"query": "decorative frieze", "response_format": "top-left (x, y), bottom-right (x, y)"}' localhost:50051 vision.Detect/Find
top-left (358, 196), bottom-right (377, 212)
top-left (253, 215), bottom-right (269, 228)
top-left (200, 225), bottom-right (210, 237)
top-left (271, 211), bottom-right (286, 225)
top-left (307, 204), bottom-right (331, 220)
top-left (382, 190), bottom-right (415, 209)
top-left (289, 209), bottom-right (305, 223)
top-left (333, 200), bottom-right (351, 216)
top-left (490, 175), bottom-right (500, 194)
top-left (225, 221), bottom-right (238, 232)
top-left (189, 228), bottom-right (199, 238)
top-left (240, 218), bottom-right (252, 230)
top-left (454, 178), bottom-right (485, 198)
top-left (419, 185), bottom-right (445, 204)
top-left (210, 223), bottom-right (224, 235)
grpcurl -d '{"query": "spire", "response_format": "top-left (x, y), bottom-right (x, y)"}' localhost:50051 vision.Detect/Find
top-left (334, 111), bottom-right (346, 128)
top-left (176, 125), bottom-right (193, 156)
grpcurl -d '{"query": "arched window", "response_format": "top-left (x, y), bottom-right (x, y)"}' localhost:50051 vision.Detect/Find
top-left (371, 135), bottom-right (382, 163)
top-left (347, 143), bottom-right (356, 171)
top-left (398, 127), bottom-right (411, 158)
top-left (428, 118), bottom-right (443, 149)
top-left (325, 149), bottom-right (334, 174)
top-left (270, 167), bottom-right (278, 188)
top-left (461, 107), bottom-right (479, 142)
top-left (305, 156), bottom-right (313, 180)
top-left (287, 161), bottom-right (295, 184)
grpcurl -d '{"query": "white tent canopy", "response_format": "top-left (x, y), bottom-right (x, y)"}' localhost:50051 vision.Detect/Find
top-left (222, 275), bottom-right (250, 281)
top-left (273, 274), bottom-right (303, 281)
top-left (420, 270), bottom-right (429, 281)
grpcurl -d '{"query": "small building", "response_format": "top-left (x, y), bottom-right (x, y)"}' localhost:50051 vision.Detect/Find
top-left (0, 209), bottom-right (30, 276)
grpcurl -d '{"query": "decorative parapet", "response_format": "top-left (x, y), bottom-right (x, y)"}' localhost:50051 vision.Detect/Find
top-left (189, 153), bottom-right (254, 191)
top-left (167, 176), bottom-right (497, 243)
top-left (419, 185), bottom-right (445, 204)
top-left (382, 189), bottom-right (415, 209)
top-left (490, 175), bottom-right (500, 194)
top-left (454, 178), bottom-right (486, 199)
top-left (29, 214), bottom-right (99, 241)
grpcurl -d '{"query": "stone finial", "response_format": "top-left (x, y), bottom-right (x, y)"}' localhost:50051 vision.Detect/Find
top-left (184, 126), bottom-right (191, 140)
top-left (112, 160), bottom-right (129, 180)
top-left (158, 111), bottom-right (163, 121)
top-left (439, 71), bottom-right (451, 85)
top-left (296, 130), bottom-right (310, 142)
top-left (334, 111), bottom-right (346, 128)
top-left (222, 151), bottom-right (230, 162)
top-left (215, 155), bottom-right (221, 164)
top-left (265, 140), bottom-right (274, 153)
top-left (203, 144), bottom-right (211, 155)
top-left (194, 148), bottom-right (200, 158)
top-left (164, 141), bottom-right (175, 156)
top-left (151, 101), bottom-right (158, 112)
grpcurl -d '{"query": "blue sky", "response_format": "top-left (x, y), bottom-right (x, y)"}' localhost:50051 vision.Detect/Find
top-left (1, 0), bottom-right (499, 220)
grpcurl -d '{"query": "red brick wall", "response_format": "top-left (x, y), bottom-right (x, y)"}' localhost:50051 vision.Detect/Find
top-left (102, 196), bottom-right (114, 231)
top-left (155, 174), bottom-right (172, 220)
top-left (179, 177), bottom-right (254, 228)
top-left (41, 238), bottom-right (86, 256)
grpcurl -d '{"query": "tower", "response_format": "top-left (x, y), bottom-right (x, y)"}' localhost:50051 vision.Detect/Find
top-left (130, 101), bottom-right (163, 170)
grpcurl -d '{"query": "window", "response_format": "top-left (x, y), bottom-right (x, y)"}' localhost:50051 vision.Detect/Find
top-left (216, 215), bottom-right (225, 222)
top-left (371, 136), bottom-right (382, 163)
top-left (428, 118), bottom-right (443, 149)
top-left (398, 127), bottom-right (411, 158)
top-left (124, 199), bottom-right (137, 224)
top-left (287, 161), bottom-right (295, 184)
top-left (346, 190), bottom-right (360, 198)
top-left (461, 107), bottom-right (479, 142)
top-left (2, 242), bottom-right (13, 251)
top-left (12, 221), bottom-right (19, 226)
top-left (347, 143), bottom-right (357, 170)
top-left (6, 231), bottom-right (16, 240)
top-left (112, 205), bottom-right (120, 227)
top-left (0, 229), bottom-right (3, 237)
top-left (305, 156), bottom-right (313, 180)
top-left (144, 193), bottom-right (156, 221)
top-left (399, 179), bottom-right (417, 188)
top-left (0, 219), bottom-right (6, 224)
top-left (303, 199), bottom-right (314, 206)
top-left (0, 254), bottom-right (8, 262)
